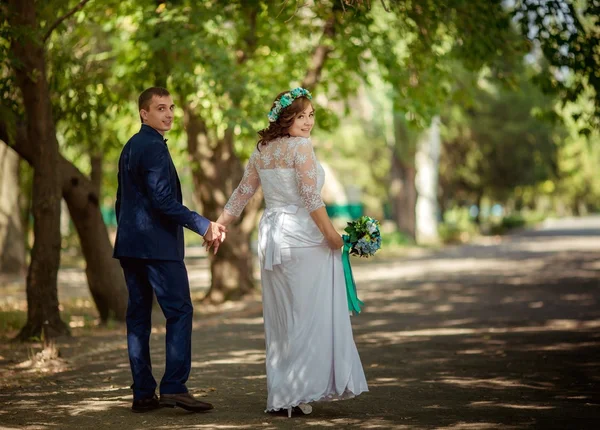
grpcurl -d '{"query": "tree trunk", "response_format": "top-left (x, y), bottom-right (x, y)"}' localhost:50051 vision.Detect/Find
top-left (184, 107), bottom-right (261, 303)
top-left (415, 116), bottom-right (441, 244)
top-left (9, 0), bottom-right (69, 340)
top-left (474, 191), bottom-right (484, 225)
top-left (62, 162), bottom-right (128, 321)
top-left (388, 113), bottom-right (417, 240)
top-left (0, 121), bottom-right (128, 325)
top-left (0, 145), bottom-right (26, 274)
top-left (389, 152), bottom-right (417, 240)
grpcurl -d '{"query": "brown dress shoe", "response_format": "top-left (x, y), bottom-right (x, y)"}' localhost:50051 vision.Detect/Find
top-left (131, 394), bottom-right (160, 413)
top-left (159, 392), bottom-right (214, 412)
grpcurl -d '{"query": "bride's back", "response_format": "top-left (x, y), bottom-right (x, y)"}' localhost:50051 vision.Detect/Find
top-left (254, 136), bottom-right (325, 210)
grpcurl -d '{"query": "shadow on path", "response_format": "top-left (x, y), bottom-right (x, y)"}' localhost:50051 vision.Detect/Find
top-left (1, 218), bottom-right (599, 429)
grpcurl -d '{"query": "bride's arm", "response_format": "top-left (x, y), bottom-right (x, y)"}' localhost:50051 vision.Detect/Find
top-left (206, 150), bottom-right (261, 253)
top-left (294, 139), bottom-right (343, 250)
top-left (309, 207), bottom-right (344, 250)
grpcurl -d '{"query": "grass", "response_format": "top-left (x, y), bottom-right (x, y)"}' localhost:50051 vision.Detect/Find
top-left (0, 298), bottom-right (105, 339)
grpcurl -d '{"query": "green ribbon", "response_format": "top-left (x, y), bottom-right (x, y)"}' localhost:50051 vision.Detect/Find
top-left (342, 235), bottom-right (364, 315)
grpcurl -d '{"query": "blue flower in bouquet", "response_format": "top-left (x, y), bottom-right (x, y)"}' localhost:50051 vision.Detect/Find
top-left (343, 216), bottom-right (382, 258)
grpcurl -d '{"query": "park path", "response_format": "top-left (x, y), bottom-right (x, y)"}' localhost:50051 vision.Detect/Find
top-left (1, 217), bottom-right (599, 429)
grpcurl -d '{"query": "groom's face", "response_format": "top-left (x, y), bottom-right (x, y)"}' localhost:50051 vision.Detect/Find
top-left (140, 95), bottom-right (175, 135)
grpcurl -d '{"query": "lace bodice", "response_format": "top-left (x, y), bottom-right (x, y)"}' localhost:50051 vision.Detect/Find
top-left (224, 136), bottom-right (325, 216)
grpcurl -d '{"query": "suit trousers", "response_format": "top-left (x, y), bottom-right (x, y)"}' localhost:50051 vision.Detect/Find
top-left (119, 258), bottom-right (193, 400)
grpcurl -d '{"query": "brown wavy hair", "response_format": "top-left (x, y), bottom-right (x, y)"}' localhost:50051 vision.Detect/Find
top-left (257, 92), bottom-right (313, 149)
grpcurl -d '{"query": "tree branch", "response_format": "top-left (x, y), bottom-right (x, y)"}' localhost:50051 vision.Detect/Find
top-left (302, 14), bottom-right (336, 90)
top-left (43, 0), bottom-right (92, 42)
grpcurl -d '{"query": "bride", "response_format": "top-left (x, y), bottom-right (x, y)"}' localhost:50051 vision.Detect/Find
top-left (209, 87), bottom-right (368, 417)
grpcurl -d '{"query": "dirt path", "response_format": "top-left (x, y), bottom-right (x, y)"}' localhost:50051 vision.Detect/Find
top-left (1, 217), bottom-right (599, 429)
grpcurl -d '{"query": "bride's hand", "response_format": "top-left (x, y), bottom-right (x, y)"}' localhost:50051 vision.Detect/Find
top-left (327, 234), bottom-right (344, 250)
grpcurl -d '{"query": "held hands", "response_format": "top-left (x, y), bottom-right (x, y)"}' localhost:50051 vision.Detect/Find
top-left (203, 221), bottom-right (227, 255)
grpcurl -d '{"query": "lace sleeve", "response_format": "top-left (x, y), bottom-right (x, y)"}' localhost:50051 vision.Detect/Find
top-left (294, 138), bottom-right (325, 213)
top-left (224, 150), bottom-right (260, 217)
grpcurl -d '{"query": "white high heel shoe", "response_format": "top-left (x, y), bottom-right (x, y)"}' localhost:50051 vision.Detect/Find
top-left (287, 403), bottom-right (313, 418)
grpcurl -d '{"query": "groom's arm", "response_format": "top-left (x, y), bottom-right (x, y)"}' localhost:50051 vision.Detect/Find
top-left (115, 162), bottom-right (122, 222)
top-left (140, 143), bottom-right (210, 236)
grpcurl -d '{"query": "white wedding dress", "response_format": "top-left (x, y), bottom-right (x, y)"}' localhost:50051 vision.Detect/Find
top-left (224, 136), bottom-right (368, 412)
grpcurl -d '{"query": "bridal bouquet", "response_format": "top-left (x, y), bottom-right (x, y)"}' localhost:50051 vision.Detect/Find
top-left (341, 216), bottom-right (382, 315)
top-left (343, 216), bottom-right (382, 257)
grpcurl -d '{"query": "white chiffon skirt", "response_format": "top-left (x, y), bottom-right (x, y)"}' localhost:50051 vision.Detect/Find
top-left (260, 244), bottom-right (369, 412)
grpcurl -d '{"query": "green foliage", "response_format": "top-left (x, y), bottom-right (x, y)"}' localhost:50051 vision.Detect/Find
top-left (380, 230), bottom-right (412, 248)
top-left (439, 62), bottom-right (564, 208)
top-left (2, 0), bottom-right (598, 258)
top-left (512, 0), bottom-right (600, 126)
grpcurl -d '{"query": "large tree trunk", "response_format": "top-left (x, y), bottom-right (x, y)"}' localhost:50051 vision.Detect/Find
top-left (0, 145), bottom-right (26, 274)
top-left (62, 162), bottom-right (128, 321)
top-left (9, 0), bottom-right (69, 340)
top-left (388, 114), bottom-right (417, 240)
top-left (415, 116), bottom-right (441, 244)
top-left (184, 108), bottom-right (261, 302)
top-left (0, 130), bottom-right (129, 323)
top-left (389, 152), bottom-right (417, 240)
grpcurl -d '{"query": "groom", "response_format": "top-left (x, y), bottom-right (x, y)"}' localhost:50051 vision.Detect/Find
top-left (114, 87), bottom-right (225, 413)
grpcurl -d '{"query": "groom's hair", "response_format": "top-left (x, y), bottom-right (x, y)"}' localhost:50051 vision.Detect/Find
top-left (139, 87), bottom-right (171, 122)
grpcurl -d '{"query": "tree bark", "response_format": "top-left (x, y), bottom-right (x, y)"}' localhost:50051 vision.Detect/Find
top-left (388, 113), bottom-right (417, 240)
top-left (0, 145), bottom-right (26, 274)
top-left (9, 0), bottom-right (69, 340)
top-left (389, 151), bottom-right (417, 240)
top-left (0, 129), bottom-right (128, 323)
top-left (62, 162), bottom-right (128, 321)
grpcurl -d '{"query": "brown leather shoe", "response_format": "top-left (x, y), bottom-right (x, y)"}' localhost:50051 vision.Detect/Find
top-left (131, 394), bottom-right (160, 413)
top-left (159, 392), bottom-right (214, 412)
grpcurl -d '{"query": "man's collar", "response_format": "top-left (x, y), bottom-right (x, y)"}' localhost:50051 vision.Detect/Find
top-left (140, 124), bottom-right (168, 144)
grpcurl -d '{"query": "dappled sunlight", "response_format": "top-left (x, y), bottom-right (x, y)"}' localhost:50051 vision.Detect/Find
top-left (367, 302), bottom-right (425, 314)
top-left (56, 399), bottom-right (123, 416)
top-left (222, 317), bottom-right (264, 326)
top-left (193, 349), bottom-right (265, 367)
top-left (432, 376), bottom-right (554, 391)
top-left (435, 423), bottom-right (521, 429)
top-left (2, 221), bottom-right (600, 428)
top-left (367, 319), bottom-right (600, 340)
top-left (359, 289), bottom-right (418, 301)
top-left (303, 418), bottom-right (408, 428)
top-left (515, 341), bottom-right (600, 352)
top-left (469, 401), bottom-right (555, 410)
top-left (367, 377), bottom-right (419, 388)
top-left (242, 374), bottom-right (266, 380)
top-left (151, 425), bottom-right (270, 430)
top-left (441, 319), bottom-right (477, 327)
top-left (364, 319), bottom-right (394, 328)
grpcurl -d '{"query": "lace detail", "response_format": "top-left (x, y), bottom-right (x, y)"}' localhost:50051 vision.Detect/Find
top-left (224, 150), bottom-right (260, 217)
top-left (224, 136), bottom-right (325, 216)
top-left (293, 138), bottom-right (325, 212)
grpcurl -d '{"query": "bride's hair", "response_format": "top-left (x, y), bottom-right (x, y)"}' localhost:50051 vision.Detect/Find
top-left (257, 92), bottom-right (313, 149)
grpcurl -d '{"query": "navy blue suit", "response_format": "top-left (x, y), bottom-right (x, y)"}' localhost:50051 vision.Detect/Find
top-left (114, 124), bottom-right (210, 400)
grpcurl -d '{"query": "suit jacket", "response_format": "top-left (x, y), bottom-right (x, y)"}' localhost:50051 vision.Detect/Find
top-left (113, 124), bottom-right (210, 261)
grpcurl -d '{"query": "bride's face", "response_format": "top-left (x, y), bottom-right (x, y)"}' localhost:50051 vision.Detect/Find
top-left (288, 105), bottom-right (314, 138)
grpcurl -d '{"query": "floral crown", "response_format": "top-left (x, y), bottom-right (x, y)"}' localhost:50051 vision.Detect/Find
top-left (267, 87), bottom-right (312, 123)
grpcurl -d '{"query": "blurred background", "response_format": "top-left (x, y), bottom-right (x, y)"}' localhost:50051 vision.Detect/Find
top-left (0, 0), bottom-right (599, 339)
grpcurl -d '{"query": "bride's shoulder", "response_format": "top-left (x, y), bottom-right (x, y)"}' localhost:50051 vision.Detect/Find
top-left (284, 136), bottom-right (312, 147)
